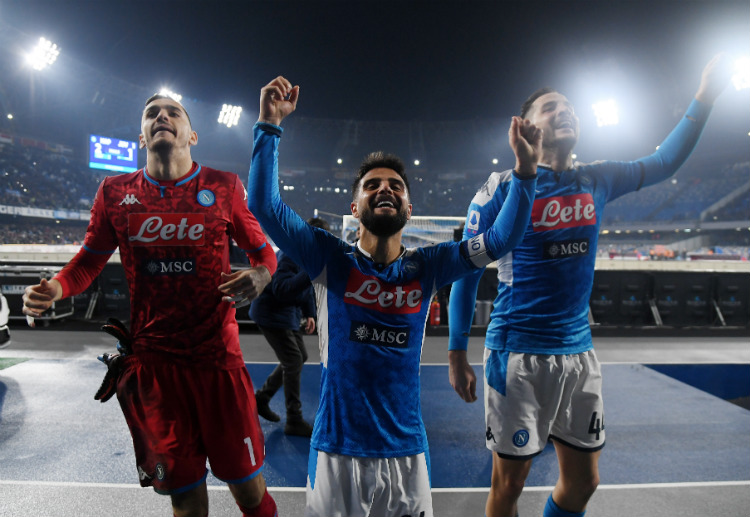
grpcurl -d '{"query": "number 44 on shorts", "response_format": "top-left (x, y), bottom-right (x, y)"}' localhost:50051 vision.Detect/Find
top-left (588, 411), bottom-right (605, 441)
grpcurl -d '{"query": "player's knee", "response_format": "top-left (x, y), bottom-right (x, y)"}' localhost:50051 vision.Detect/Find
top-left (582, 471), bottom-right (600, 499)
top-left (229, 479), bottom-right (266, 509)
top-left (490, 473), bottom-right (526, 502)
top-left (563, 471), bottom-right (599, 502)
top-left (171, 495), bottom-right (208, 517)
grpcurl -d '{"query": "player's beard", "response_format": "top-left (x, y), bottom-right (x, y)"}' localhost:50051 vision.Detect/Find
top-left (361, 206), bottom-right (409, 237)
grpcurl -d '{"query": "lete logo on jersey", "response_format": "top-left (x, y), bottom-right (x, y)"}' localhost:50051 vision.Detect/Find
top-left (531, 193), bottom-right (596, 232)
top-left (128, 213), bottom-right (205, 246)
top-left (344, 269), bottom-right (422, 314)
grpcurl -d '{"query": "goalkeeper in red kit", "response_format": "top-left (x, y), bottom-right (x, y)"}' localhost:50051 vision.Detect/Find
top-left (23, 94), bottom-right (279, 517)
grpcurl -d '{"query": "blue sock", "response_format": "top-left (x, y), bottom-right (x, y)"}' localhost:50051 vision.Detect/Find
top-left (543, 495), bottom-right (585, 517)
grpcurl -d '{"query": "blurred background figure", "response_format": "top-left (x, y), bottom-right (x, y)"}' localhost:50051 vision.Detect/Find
top-left (250, 217), bottom-right (330, 437)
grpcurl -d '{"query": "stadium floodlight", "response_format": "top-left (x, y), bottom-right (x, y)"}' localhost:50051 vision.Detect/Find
top-left (26, 37), bottom-right (60, 71)
top-left (337, 158), bottom-right (343, 164)
top-left (732, 56), bottom-right (750, 91)
top-left (413, 159), bottom-right (420, 166)
top-left (591, 99), bottom-right (619, 127)
top-left (6, 114), bottom-right (12, 120)
top-left (159, 88), bottom-right (182, 102)
top-left (218, 104), bottom-right (242, 128)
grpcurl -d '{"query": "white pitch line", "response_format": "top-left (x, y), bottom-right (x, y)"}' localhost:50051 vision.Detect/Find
top-left (2, 480), bottom-right (748, 491)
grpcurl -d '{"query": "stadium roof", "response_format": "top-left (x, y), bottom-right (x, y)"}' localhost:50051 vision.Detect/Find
top-left (0, 0), bottom-right (748, 170)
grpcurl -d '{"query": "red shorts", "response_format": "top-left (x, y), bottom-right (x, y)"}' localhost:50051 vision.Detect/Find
top-left (115, 354), bottom-right (266, 494)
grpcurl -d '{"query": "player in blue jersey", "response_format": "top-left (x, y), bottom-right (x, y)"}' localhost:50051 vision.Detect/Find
top-left (448, 54), bottom-right (732, 517)
top-left (248, 76), bottom-right (542, 517)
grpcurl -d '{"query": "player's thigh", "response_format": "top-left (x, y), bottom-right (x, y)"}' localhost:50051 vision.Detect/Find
top-left (483, 349), bottom-right (556, 458)
top-left (305, 449), bottom-right (372, 517)
top-left (372, 454), bottom-right (433, 517)
top-left (550, 350), bottom-right (605, 450)
top-left (554, 440), bottom-right (602, 487)
top-left (170, 481), bottom-right (208, 517)
top-left (305, 450), bottom-right (433, 517)
top-left (116, 357), bottom-right (207, 492)
top-left (198, 367), bottom-right (266, 482)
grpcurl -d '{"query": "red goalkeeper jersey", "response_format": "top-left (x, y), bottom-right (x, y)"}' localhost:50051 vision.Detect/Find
top-left (56, 163), bottom-right (276, 369)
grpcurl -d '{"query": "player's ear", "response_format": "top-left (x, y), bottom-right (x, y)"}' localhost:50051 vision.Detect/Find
top-left (189, 130), bottom-right (198, 146)
top-left (405, 203), bottom-right (413, 221)
top-left (138, 134), bottom-right (146, 149)
top-left (350, 201), bottom-right (360, 219)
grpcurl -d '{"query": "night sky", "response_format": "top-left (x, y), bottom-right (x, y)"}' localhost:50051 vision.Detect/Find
top-left (2, 0), bottom-right (748, 119)
top-left (0, 0), bottom-right (748, 166)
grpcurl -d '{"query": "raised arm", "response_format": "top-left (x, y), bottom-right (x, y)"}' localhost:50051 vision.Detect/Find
top-left (247, 77), bottom-right (331, 276)
top-left (448, 117), bottom-right (542, 403)
top-left (637, 53), bottom-right (732, 188)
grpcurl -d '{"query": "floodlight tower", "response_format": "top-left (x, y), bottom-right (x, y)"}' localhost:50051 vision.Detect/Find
top-left (218, 104), bottom-right (242, 128)
top-left (26, 37), bottom-right (60, 71)
top-left (732, 56), bottom-right (750, 91)
top-left (591, 99), bottom-right (619, 127)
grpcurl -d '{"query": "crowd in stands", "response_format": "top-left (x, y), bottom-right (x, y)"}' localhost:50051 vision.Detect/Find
top-left (603, 161), bottom-right (750, 225)
top-left (1, 143), bottom-right (101, 211)
top-left (1, 221), bottom-right (86, 245)
top-left (1, 140), bottom-right (748, 250)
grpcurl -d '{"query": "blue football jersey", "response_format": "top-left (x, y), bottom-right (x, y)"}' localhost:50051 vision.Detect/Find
top-left (463, 163), bottom-right (642, 354)
top-left (249, 122), bottom-right (536, 457)
top-left (449, 98), bottom-right (713, 355)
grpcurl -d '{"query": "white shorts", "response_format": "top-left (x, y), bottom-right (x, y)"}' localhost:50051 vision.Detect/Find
top-left (305, 448), bottom-right (433, 517)
top-left (483, 349), bottom-right (605, 459)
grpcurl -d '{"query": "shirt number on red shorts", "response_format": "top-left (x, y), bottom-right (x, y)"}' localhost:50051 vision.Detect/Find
top-left (244, 437), bottom-right (257, 466)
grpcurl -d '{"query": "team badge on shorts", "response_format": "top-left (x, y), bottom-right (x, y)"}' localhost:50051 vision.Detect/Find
top-left (155, 463), bottom-right (166, 481)
top-left (513, 429), bottom-right (529, 448)
top-left (197, 189), bottom-right (216, 207)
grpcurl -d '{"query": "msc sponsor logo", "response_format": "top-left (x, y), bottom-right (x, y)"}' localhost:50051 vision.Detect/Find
top-left (543, 238), bottom-right (590, 259)
top-left (532, 193), bottom-right (596, 232)
top-left (142, 258), bottom-right (196, 276)
top-left (128, 213), bottom-right (205, 246)
top-left (344, 269), bottom-right (422, 314)
top-left (349, 320), bottom-right (410, 348)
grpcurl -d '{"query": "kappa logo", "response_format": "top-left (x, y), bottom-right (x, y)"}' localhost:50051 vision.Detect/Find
top-left (119, 193), bottom-right (142, 205)
top-left (137, 466), bottom-right (152, 481)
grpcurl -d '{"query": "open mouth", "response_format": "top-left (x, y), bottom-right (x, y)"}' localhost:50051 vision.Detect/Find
top-left (374, 199), bottom-right (397, 209)
top-left (152, 125), bottom-right (175, 136)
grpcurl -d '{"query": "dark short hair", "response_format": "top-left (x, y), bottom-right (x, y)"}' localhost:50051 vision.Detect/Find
top-left (307, 217), bottom-right (331, 232)
top-left (351, 151), bottom-right (410, 200)
top-left (520, 87), bottom-right (557, 119)
top-left (144, 94), bottom-right (192, 127)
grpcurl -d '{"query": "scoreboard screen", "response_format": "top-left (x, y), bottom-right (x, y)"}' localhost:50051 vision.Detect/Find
top-left (88, 134), bottom-right (138, 173)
